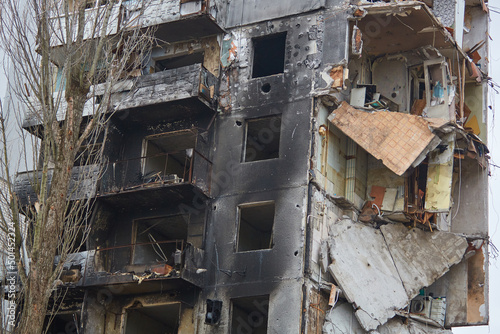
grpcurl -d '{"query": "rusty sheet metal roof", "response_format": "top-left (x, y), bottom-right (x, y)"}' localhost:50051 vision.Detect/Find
top-left (328, 102), bottom-right (438, 176)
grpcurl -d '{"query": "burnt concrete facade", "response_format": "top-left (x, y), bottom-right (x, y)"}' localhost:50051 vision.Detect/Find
top-left (14, 0), bottom-right (491, 333)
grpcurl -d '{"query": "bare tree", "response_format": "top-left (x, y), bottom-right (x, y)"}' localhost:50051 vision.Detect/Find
top-left (0, 0), bottom-right (153, 332)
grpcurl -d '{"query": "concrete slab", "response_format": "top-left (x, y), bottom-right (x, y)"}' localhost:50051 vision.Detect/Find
top-left (327, 220), bottom-right (468, 331)
top-left (322, 301), bottom-right (453, 334)
top-left (327, 219), bottom-right (408, 331)
top-left (380, 224), bottom-right (468, 298)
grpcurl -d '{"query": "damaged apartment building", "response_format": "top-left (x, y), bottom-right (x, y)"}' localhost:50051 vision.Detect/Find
top-left (12, 0), bottom-right (491, 333)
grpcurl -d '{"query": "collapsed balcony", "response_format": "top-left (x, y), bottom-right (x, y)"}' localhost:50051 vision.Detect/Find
top-left (326, 102), bottom-right (489, 231)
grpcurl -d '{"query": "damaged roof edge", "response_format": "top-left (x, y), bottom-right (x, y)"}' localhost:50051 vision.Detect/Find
top-left (352, 0), bottom-right (469, 61)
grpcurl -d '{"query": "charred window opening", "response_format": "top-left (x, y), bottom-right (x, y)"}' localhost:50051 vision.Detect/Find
top-left (205, 299), bottom-right (222, 325)
top-left (230, 295), bottom-right (269, 334)
top-left (45, 313), bottom-right (78, 334)
top-left (154, 52), bottom-right (204, 72)
top-left (125, 303), bottom-right (181, 334)
top-left (243, 115), bottom-right (281, 162)
top-left (142, 130), bottom-right (197, 183)
top-left (252, 33), bottom-right (286, 78)
top-left (237, 202), bottom-right (275, 252)
top-left (132, 215), bottom-right (188, 266)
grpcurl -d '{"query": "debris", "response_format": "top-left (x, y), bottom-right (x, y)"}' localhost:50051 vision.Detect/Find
top-left (411, 99), bottom-right (426, 116)
top-left (352, 26), bottom-right (363, 56)
top-left (132, 273), bottom-right (152, 284)
top-left (329, 66), bottom-right (344, 88)
top-left (328, 102), bottom-right (441, 176)
top-left (326, 219), bottom-right (467, 331)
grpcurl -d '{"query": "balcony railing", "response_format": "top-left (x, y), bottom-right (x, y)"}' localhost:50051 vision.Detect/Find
top-left (98, 149), bottom-right (212, 196)
top-left (56, 240), bottom-right (204, 288)
top-left (94, 239), bottom-right (186, 276)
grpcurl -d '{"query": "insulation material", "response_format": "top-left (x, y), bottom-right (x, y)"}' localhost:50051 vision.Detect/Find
top-left (329, 66), bottom-right (345, 89)
top-left (425, 133), bottom-right (455, 212)
top-left (352, 25), bottom-right (363, 56)
top-left (327, 219), bottom-right (467, 331)
top-left (327, 102), bottom-right (440, 176)
top-left (220, 34), bottom-right (237, 68)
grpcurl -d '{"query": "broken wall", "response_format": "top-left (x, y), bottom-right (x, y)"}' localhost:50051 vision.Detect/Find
top-left (314, 103), bottom-right (347, 199)
top-left (146, 36), bottom-right (221, 77)
top-left (463, 4), bottom-right (489, 73)
top-left (464, 82), bottom-right (487, 143)
top-left (426, 242), bottom-right (489, 327)
top-left (450, 157), bottom-right (489, 237)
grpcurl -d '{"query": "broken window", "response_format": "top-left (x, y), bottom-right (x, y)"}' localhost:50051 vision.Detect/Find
top-left (231, 295), bottom-right (269, 334)
top-left (132, 215), bottom-right (188, 266)
top-left (45, 313), bottom-right (79, 334)
top-left (237, 201), bottom-right (275, 252)
top-left (252, 33), bottom-right (286, 78)
top-left (154, 52), bottom-right (204, 72)
top-left (125, 303), bottom-right (181, 334)
top-left (243, 115), bottom-right (281, 162)
top-left (142, 130), bottom-right (197, 183)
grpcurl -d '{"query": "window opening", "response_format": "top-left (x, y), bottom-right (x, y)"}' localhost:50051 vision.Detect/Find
top-left (45, 313), bottom-right (79, 334)
top-left (243, 116), bottom-right (281, 162)
top-left (142, 130), bottom-right (197, 184)
top-left (154, 52), bottom-right (204, 72)
top-left (231, 295), bottom-right (269, 334)
top-left (125, 303), bottom-right (181, 334)
top-left (237, 202), bottom-right (275, 252)
top-left (252, 33), bottom-right (286, 78)
top-left (132, 215), bottom-right (188, 266)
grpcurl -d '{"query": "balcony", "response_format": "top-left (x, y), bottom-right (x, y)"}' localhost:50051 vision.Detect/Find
top-left (22, 63), bottom-right (218, 135)
top-left (139, 0), bottom-right (225, 43)
top-left (56, 242), bottom-right (204, 293)
top-left (97, 147), bottom-right (212, 207)
top-left (48, 0), bottom-right (224, 48)
top-left (115, 63), bottom-right (219, 119)
top-left (14, 165), bottom-right (100, 207)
